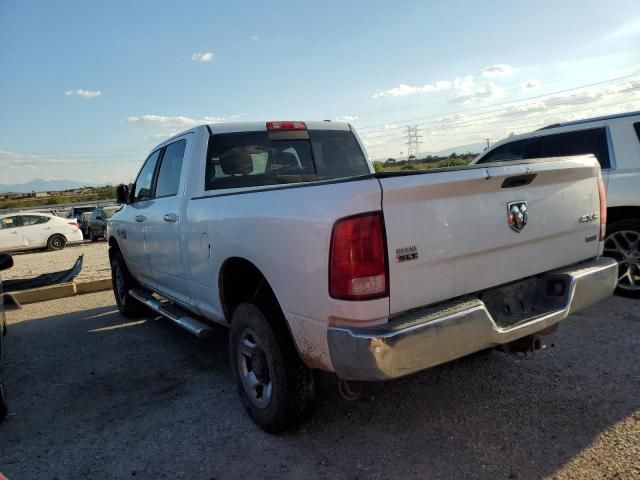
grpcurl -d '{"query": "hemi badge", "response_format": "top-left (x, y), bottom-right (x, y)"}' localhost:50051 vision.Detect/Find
top-left (585, 234), bottom-right (597, 243)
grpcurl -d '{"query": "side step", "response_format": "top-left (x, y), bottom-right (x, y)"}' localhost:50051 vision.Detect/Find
top-left (129, 289), bottom-right (214, 339)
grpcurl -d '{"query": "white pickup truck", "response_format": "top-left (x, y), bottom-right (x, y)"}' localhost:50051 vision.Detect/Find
top-left (108, 121), bottom-right (617, 432)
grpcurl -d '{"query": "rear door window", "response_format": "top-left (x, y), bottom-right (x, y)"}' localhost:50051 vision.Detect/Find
top-left (535, 127), bottom-right (610, 168)
top-left (477, 137), bottom-right (539, 164)
top-left (205, 129), bottom-right (369, 190)
top-left (21, 215), bottom-right (50, 226)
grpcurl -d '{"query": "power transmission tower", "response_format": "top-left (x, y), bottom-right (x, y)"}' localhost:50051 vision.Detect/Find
top-left (406, 125), bottom-right (422, 159)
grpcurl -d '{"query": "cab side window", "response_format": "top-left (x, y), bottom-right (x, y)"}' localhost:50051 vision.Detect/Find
top-left (155, 139), bottom-right (186, 198)
top-left (133, 150), bottom-right (161, 202)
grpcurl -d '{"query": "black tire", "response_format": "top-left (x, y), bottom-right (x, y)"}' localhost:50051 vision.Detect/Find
top-left (0, 317), bottom-right (7, 422)
top-left (229, 302), bottom-right (317, 433)
top-left (89, 229), bottom-right (97, 242)
top-left (110, 251), bottom-right (148, 318)
top-left (604, 219), bottom-right (640, 299)
top-left (47, 234), bottom-right (67, 251)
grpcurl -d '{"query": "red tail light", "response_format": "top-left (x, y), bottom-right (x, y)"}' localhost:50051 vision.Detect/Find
top-left (598, 173), bottom-right (607, 241)
top-left (68, 221), bottom-right (79, 229)
top-left (329, 212), bottom-right (388, 300)
top-left (266, 121), bottom-right (307, 131)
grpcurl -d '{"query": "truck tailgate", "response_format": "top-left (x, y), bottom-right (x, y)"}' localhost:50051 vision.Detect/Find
top-left (379, 155), bottom-right (602, 315)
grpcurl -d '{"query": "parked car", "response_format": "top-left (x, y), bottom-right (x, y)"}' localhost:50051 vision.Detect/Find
top-left (0, 213), bottom-right (83, 252)
top-left (79, 211), bottom-right (93, 238)
top-left (67, 205), bottom-right (96, 222)
top-left (0, 252), bottom-right (14, 421)
top-left (108, 120), bottom-right (617, 432)
top-left (472, 110), bottom-right (640, 297)
top-left (87, 206), bottom-right (120, 241)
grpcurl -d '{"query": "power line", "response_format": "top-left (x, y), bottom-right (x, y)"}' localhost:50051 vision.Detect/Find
top-left (364, 97), bottom-right (640, 153)
top-left (361, 95), bottom-right (640, 143)
top-left (353, 67), bottom-right (640, 120)
top-left (357, 72), bottom-right (640, 132)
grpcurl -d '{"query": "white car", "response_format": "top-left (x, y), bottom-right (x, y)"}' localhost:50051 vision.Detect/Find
top-left (0, 213), bottom-right (83, 252)
top-left (473, 110), bottom-right (640, 297)
top-left (108, 121), bottom-right (616, 432)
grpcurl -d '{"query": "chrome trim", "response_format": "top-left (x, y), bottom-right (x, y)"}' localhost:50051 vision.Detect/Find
top-left (327, 257), bottom-right (618, 381)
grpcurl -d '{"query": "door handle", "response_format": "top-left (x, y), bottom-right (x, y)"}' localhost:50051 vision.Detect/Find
top-left (10, 231), bottom-right (18, 235)
top-left (135, 215), bottom-right (146, 223)
top-left (163, 213), bottom-right (178, 223)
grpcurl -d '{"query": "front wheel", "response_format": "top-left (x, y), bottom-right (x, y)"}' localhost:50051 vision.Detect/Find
top-left (604, 219), bottom-right (640, 298)
top-left (110, 251), bottom-right (148, 317)
top-left (229, 302), bottom-right (317, 433)
top-left (47, 234), bottom-right (67, 251)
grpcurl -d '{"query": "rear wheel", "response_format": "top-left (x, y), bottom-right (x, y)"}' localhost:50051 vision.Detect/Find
top-left (229, 302), bottom-right (317, 433)
top-left (47, 234), bottom-right (67, 251)
top-left (110, 251), bottom-right (148, 317)
top-left (604, 219), bottom-right (640, 298)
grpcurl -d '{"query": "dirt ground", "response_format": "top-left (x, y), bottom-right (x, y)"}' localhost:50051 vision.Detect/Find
top-left (0, 292), bottom-right (638, 480)
top-left (4, 242), bottom-right (110, 282)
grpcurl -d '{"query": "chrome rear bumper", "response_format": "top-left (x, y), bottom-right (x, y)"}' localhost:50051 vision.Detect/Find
top-left (327, 257), bottom-right (618, 381)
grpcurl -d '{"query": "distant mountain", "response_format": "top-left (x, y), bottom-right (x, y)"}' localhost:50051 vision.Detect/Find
top-left (432, 142), bottom-right (486, 157)
top-left (0, 178), bottom-right (92, 193)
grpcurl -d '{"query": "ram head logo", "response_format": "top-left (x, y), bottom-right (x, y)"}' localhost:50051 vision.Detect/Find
top-left (507, 201), bottom-right (528, 233)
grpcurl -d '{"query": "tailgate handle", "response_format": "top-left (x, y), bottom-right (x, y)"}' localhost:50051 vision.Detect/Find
top-left (501, 173), bottom-right (537, 189)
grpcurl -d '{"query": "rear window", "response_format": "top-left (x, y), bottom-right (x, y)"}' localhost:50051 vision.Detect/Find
top-left (205, 130), bottom-right (369, 190)
top-left (478, 127), bottom-right (611, 168)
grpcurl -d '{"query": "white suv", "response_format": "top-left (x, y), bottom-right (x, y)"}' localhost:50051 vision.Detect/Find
top-left (473, 110), bottom-right (640, 297)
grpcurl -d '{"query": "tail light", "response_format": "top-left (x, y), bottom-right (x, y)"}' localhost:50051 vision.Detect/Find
top-left (329, 212), bottom-right (388, 300)
top-left (598, 173), bottom-right (607, 241)
top-left (68, 221), bottom-right (79, 229)
top-left (266, 121), bottom-right (307, 131)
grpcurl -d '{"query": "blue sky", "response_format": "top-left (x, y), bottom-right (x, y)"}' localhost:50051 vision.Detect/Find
top-left (1, 0), bottom-right (639, 184)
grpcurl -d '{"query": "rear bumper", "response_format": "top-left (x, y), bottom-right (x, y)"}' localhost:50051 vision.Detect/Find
top-left (327, 257), bottom-right (618, 381)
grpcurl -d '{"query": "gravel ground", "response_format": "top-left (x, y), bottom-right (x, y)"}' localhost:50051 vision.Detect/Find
top-left (4, 242), bottom-right (110, 281)
top-left (0, 292), bottom-right (638, 480)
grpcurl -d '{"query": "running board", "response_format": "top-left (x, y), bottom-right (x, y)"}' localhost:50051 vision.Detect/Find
top-left (129, 289), bottom-right (214, 339)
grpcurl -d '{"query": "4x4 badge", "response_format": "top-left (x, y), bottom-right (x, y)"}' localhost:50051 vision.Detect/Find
top-left (507, 201), bottom-right (528, 232)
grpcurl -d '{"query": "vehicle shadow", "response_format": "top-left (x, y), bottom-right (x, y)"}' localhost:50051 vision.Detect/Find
top-left (0, 295), bottom-right (637, 480)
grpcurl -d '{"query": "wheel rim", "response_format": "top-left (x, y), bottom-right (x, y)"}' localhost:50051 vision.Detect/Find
top-left (52, 237), bottom-right (63, 248)
top-left (604, 230), bottom-right (640, 291)
top-left (236, 328), bottom-right (273, 409)
top-left (113, 262), bottom-right (127, 305)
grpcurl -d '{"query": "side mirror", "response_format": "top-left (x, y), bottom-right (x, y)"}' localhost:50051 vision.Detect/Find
top-left (116, 184), bottom-right (131, 204)
top-left (0, 253), bottom-right (14, 271)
